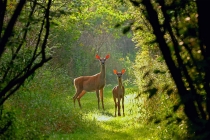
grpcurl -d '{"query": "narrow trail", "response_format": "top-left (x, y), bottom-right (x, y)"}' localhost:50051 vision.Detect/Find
top-left (49, 93), bottom-right (153, 140)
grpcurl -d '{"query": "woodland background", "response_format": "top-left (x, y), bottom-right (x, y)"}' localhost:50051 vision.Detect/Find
top-left (0, 0), bottom-right (209, 139)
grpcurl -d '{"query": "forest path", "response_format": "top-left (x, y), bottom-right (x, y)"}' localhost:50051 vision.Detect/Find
top-left (48, 90), bottom-right (153, 140)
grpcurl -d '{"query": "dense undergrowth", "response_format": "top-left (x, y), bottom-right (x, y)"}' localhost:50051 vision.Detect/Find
top-left (1, 67), bottom-right (189, 140)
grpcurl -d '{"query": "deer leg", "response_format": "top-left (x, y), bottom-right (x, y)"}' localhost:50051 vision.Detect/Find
top-left (100, 89), bottom-right (104, 110)
top-left (73, 89), bottom-right (82, 108)
top-left (118, 97), bottom-right (121, 116)
top-left (113, 96), bottom-right (117, 117)
top-left (122, 96), bottom-right (125, 116)
top-left (77, 90), bottom-right (86, 109)
top-left (73, 93), bottom-right (77, 107)
top-left (96, 90), bottom-right (100, 109)
top-left (112, 90), bottom-right (117, 117)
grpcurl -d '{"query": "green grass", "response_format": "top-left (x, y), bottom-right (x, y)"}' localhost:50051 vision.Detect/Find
top-left (4, 83), bottom-right (146, 139)
top-left (48, 84), bottom-right (155, 140)
top-left (3, 82), bottom-right (185, 140)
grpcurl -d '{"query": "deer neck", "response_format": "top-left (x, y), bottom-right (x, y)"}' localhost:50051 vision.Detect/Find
top-left (118, 78), bottom-right (123, 88)
top-left (100, 64), bottom-right (106, 79)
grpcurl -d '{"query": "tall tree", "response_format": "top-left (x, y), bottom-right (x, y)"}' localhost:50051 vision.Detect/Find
top-left (0, 0), bottom-right (52, 135)
top-left (129, 0), bottom-right (210, 139)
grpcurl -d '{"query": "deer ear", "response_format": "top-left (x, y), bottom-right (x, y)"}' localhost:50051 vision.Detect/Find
top-left (105, 54), bottom-right (110, 59)
top-left (121, 69), bottom-right (126, 74)
top-left (96, 54), bottom-right (100, 59)
top-left (113, 69), bottom-right (117, 74)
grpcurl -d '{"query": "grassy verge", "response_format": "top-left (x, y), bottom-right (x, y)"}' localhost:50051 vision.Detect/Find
top-left (4, 80), bottom-right (155, 139)
top-left (49, 85), bottom-right (154, 140)
top-left (3, 77), bottom-right (185, 139)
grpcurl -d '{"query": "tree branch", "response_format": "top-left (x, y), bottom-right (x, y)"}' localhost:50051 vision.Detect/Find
top-left (0, 0), bottom-right (26, 57)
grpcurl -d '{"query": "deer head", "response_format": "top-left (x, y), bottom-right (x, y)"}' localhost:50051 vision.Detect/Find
top-left (96, 54), bottom-right (110, 65)
top-left (113, 69), bottom-right (126, 79)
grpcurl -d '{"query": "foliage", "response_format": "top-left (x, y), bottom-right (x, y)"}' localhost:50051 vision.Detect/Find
top-left (2, 0), bottom-right (202, 139)
top-left (1, 0), bottom-right (137, 137)
top-left (48, 0), bottom-right (136, 84)
top-left (0, 0), bottom-right (52, 137)
top-left (126, 1), bottom-right (185, 137)
top-left (3, 66), bottom-right (78, 139)
top-left (128, 0), bottom-right (210, 139)
top-left (132, 48), bottom-right (189, 138)
top-left (4, 70), bottom-right (185, 139)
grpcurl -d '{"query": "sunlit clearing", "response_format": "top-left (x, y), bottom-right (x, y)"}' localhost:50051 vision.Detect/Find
top-left (84, 112), bottom-right (113, 122)
top-left (97, 115), bottom-right (112, 121)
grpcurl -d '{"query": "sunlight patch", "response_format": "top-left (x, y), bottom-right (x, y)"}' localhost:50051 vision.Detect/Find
top-left (96, 115), bottom-right (112, 121)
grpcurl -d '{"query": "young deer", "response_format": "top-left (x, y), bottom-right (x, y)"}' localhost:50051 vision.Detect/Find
top-left (112, 69), bottom-right (125, 117)
top-left (73, 54), bottom-right (110, 110)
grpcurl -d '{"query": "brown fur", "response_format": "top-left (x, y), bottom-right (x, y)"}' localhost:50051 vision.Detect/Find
top-left (112, 69), bottom-right (125, 116)
top-left (73, 54), bottom-right (110, 109)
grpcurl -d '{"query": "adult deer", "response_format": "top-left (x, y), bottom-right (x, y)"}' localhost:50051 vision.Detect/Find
top-left (73, 54), bottom-right (110, 109)
top-left (112, 69), bottom-right (126, 117)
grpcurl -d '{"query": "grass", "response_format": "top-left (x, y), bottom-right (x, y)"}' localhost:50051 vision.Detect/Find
top-left (48, 84), bottom-right (154, 140)
top-left (3, 79), bottom-right (185, 140)
top-left (4, 82), bottom-right (151, 139)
